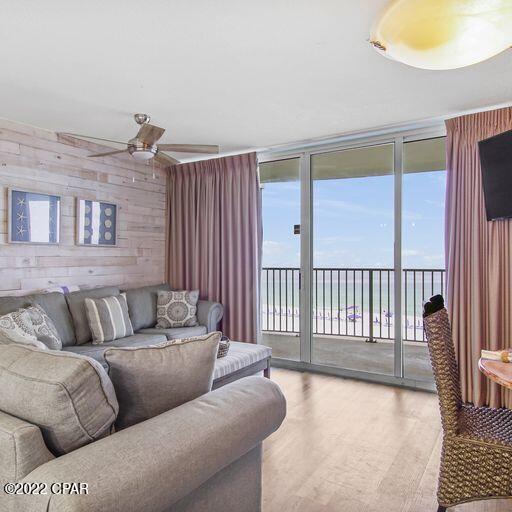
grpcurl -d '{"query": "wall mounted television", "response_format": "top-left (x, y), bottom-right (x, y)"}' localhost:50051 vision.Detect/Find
top-left (479, 129), bottom-right (512, 221)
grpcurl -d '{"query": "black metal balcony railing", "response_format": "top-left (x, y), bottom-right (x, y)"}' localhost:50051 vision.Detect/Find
top-left (261, 267), bottom-right (445, 342)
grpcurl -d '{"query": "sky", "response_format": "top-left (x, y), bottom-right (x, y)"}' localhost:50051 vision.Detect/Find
top-left (262, 170), bottom-right (446, 269)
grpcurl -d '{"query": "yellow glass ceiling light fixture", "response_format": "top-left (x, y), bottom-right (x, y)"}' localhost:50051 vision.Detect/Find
top-left (369, 0), bottom-right (512, 70)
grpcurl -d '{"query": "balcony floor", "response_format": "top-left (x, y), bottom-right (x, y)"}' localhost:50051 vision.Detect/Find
top-left (263, 332), bottom-right (433, 382)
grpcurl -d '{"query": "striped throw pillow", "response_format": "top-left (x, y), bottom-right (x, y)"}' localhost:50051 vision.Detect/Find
top-left (85, 293), bottom-right (134, 344)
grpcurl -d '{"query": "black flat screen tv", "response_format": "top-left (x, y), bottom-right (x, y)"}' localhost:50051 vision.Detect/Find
top-left (479, 129), bottom-right (512, 221)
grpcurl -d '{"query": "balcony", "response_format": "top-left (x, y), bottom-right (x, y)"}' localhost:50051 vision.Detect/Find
top-left (262, 267), bottom-right (445, 380)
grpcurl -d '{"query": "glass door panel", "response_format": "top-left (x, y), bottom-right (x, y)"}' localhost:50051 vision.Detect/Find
top-left (402, 137), bottom-right (447, 381)
top-left (260, 158), bottom-right (301, 361)
top-left (311, 144), bottom-right (395, 375)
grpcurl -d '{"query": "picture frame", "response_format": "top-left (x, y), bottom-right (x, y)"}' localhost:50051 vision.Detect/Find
top-left (8, 188), bottom-right (61, 245)
top-left (76, 198), bottom-right (118, 247)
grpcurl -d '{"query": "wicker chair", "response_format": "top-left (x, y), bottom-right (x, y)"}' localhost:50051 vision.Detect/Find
top-left (423, 295), bottom-right (512, 511)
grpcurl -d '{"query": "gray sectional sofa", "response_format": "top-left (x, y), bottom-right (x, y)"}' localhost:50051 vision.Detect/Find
top-left (0, 283), bottom-right (282, 512)
top-left (0, 283), bottom-right (272, 387)
top-left (0, 364), bottom-right (285, 512)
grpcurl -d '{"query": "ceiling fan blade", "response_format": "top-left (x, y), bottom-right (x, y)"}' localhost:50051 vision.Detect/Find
top-left (136, 124), bottom-right (166, 145)
top-left (157, 144), bottom-right (220, 154)
top-left (88, 149), bottom-right (129, 158)
top-left (155, 152), bottom-right (180, 166)
top-left (59, 133), bottom-right (128, 145)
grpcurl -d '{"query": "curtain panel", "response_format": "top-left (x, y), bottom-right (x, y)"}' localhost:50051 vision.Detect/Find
top-left (445, 107), bottom-right (512, 408)
top-left (166, 152), bottom-right (262, 343)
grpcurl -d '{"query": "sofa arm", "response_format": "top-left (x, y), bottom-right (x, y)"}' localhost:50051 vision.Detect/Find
top-left (15, 376), bottom-right (286, 512)
top-left (197, 300), bottom-right (224, 332)
top-left (0, 411), bottom-right (54, 484)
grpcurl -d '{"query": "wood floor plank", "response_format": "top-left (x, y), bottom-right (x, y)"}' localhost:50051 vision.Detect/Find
top-left (262, 369), bottom-right (512, 512)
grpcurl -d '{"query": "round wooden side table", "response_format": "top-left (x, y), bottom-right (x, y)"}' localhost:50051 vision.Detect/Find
top-left (479, 356), bottom-right (512, 390)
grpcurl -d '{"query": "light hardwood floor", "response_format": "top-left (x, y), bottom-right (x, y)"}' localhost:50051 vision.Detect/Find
top-left (262, 369), bottom-right (512, 512)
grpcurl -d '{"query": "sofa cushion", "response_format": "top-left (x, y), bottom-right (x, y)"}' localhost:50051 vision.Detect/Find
top-left (85, 293), bottom-right (134, 344)
top-left (30, 292), bottom-right (76, 347)
top-left (63, 333), bottom-right (168, 369)
top-left (137, 325), bottom-right (207, 340)
top-left (0, 296), bottom-right (31, 316)
top-left (66, 287), bottom-right (121, 345)
top-left (213, 342), bottom-right (272, 381)
top-left (0, 344), bottom-right (118, 456)
top-left (25, 304), bottom-right (62, 350)
top-left (104, 332), bottom-right (221, 429)
top-left (123, 283), bottom-right (171, 331)
top-left (0, 293), bottom-right (76, 347)
top-left (157, 290), bottom-right (199, 328)
top-left (0, 410), bottom-right (55, 483)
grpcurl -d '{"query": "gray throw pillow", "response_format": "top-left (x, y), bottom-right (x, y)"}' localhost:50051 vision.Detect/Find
top-left (0, 309), bottom-right (47, 350)
top-left (104, 332), bottom-right (221, 429)
top-left (156, 290), bottom-right (199, 328)
top-left (85, 293), bottom-right (134, 344)
top-left (25, 304), bottom-right (62, 350)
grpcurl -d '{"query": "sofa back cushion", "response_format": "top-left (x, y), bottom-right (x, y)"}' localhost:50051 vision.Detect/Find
top-left (105, 332), bottom-right (220, 429)
top-left (123, 283), bottom-right (170, 331)
top-left (30, 292), bottom-right (76, 346)
top-left (0, 344), bottom-right (118, 456)
top-left (0, 296), bottom-right (31, 316)
top-left (0, 292), bottom-right (76, 347)
top-left (66, 287), bottom-right (121, 345)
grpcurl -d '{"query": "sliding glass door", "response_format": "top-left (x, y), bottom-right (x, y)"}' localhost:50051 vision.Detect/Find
top-left (260, 158), bottom-right (301, 361)
top-left (402, 137), bottom-right (447, 381)
top-left (311, 143), bottom-right (395, 376)
top-left (259, 131), bottom-right (446, 388)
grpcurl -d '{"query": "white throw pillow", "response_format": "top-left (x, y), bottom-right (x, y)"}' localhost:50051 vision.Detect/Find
top-left (0, 309), bottom-right (47, 350)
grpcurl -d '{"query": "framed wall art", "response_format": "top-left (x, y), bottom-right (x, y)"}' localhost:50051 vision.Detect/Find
top-left (8, 189), bottom-right (61, 244)
top-left (76, 198), bottom-right (118, 246)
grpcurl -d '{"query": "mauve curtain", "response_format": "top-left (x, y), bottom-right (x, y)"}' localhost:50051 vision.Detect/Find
top-left (445, 107), bottom-right (512, 408)
top-left (166, 152), bottom-right (262, 343)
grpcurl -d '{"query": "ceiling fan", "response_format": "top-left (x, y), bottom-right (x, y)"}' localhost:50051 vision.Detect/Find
top-left (60, 113), bottom-right (219, 165)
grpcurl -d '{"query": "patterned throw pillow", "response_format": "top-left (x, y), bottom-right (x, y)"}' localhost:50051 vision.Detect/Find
top-left (0, 309), bottom-right (47, 350)
top-left (156, 290), bottom-right (199, 328)
top-left (25, 304), bottom-right (62, 350)
top-left (85, 293), bottom-right (134, 344)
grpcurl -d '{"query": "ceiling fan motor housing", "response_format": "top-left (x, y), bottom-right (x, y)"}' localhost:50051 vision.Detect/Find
top-left (134, 113), bottom-right (150, 125)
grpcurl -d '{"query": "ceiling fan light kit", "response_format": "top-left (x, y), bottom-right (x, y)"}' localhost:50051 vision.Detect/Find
top-left (369, 0), bottom-right (512, 70)
top-left (61, 113), bottom-right (220, 165)
top-left (127, 139), bottom-right (157, 161)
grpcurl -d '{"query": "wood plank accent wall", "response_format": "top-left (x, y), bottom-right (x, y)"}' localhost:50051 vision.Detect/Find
top-left (0, 118), bottom-right (168, 297)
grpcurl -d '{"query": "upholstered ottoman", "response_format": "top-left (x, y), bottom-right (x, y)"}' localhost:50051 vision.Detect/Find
top-left (213, 342), bottom-right (272, 389)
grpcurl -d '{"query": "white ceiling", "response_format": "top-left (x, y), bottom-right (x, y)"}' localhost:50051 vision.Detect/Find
top-left (1, 0), bottom-right (511, 159)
